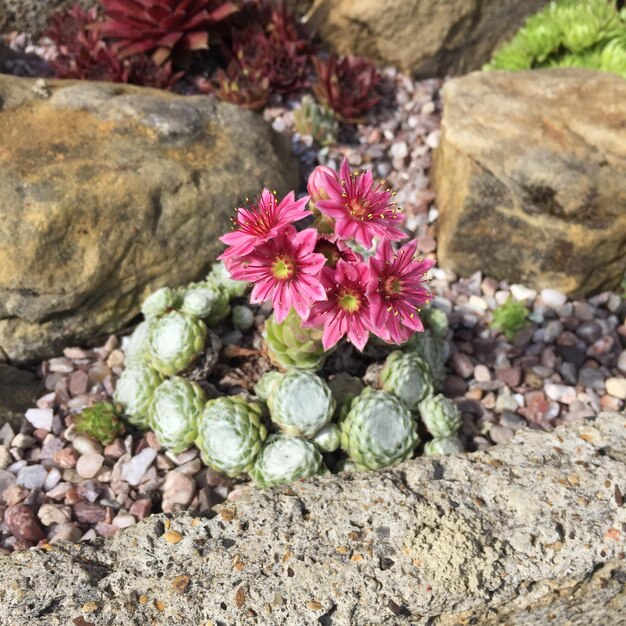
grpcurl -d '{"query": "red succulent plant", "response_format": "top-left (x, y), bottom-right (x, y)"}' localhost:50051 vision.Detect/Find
top-left (46, 4), bottom-right (181, 89)
top-left (202, 60), bottom-right (270, 110)
top-left (312, 54), bottom-right (382, 123)
top-left (97, 0), bottom-right (239, 65)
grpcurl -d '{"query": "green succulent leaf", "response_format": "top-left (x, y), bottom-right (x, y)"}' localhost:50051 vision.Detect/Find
top-left (114, 361), bottom-right (163, 429)
top-left (141, 286), bottom-right (181, 319)
top-left (418, 394), bottom-right (462, 439)
top-left (196, 396), bottom-right (267, 477)
top-left (340, 389), bottom-right (419, 470)
top-left (311, 423), bottom-right (341, 453)
top-left (423, 436), bottom-right (464, 456)
top-left (380, 350), bottom-right (434, 412)
top-left (75, 402), bottom-right (125, 446)
top-left (250, 434), bottom-right (324, 488)
top-left (149, 377), bottom-right (205, 453)
top-left (181, 282), bottom-right (230, 326)
top-left (490, 297), bottom-right (529, 340)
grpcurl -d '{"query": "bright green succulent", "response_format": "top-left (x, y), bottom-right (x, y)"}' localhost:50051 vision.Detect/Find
top-left (141, 286), bottom-right (180, 319)
top-left (123, 319), bottom-right (155, 365)
top-left (485, 0), bottom-right (626, 79)
top-left (148, 377), bottom-right (205, 453)
top-left (232, 305), bottom-right (254, 332)
top-left (380, 350), bottom-right (434, 412)
top-left (403, 329), bottom-right (447, 389)
top-left (181, 282), bottom-right (230, 326)
top-left (263, 309), bottom-right (329, 371)
top-left (250, 434), bottom-right (324, 488)
top-left (293, 94), bottom-right (339, 145)
top-left (490, 297), bottom-right (529, 340)
top-left (113, 361), bottom-right (163, 429)
top-left (423, 436), bottom-right (464, 456)
top-left (340, 389), bottom-right (419, 470)
top-left (267, 369), bottom-right (336, 438)
top-left (207, 261), bottom-right (248, 298)
top-left (74, 402), bottom-right (125, 446)
top-left (418, 394), bottom-right (461, 439)
top-left (421, 307), bottom-right (449, 338)
top-left (311, 423), bottom-right (341, 453)
top-left (196, 396), bottom-right (267, 477)
top-left (148, 311), bottom-right (207, 376)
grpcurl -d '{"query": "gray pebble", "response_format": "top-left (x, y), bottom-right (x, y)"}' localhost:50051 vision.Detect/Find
top-left (16, 465), bottom-right (48, 490)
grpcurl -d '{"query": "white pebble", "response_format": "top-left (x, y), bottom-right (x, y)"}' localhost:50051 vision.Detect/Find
top-left (474, 365), bottom-right (491, 383)
top-left (76, 453), bottom-right (105, 479)
top-left (389, 141), bottom-right (409, 160)
top-left (540, 288), bottom-right (567, 308)
top-left (121, 448), bottom-right (157, 486)
top-left (25, 408), bottom-right (54, 431)
top-left (544, 384), bottom-right (577, 405)
top-left (38, 504), bottom-right (72, 526)
top-left (467, 295), bottom-right (488, 313)
top-left (425, 130), bottom-right (440, 149)
top-left (510, 284), bottom-right (537, 302)
top-left (0, 446), bottom-right (11, 470)
top-left (606, 377), bottom-right (626, 400)
top-left (0, 423), bottom-right (14, 446)
top-left (112, 513), bottom-right (136, 529)
top-left (44, 467), bottom-right (62, 491)
top-left (72, 435), bottom-right (103, 456)
top-left (16, 464), bottom-right (48, 489)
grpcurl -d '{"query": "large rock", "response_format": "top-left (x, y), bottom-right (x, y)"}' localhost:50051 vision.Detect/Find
top-left (433, 69), bottom-right (626, 297)
top-left (307, 0), bottom-right (548, 77)
top-left (0, 0), bottom-right (92, 35)
top-left (0, 75), bottom-right (298, 363)
top-left (0, 364), bottom-right (41, 431)
top-left (1, 411), bottom-right (625, 624)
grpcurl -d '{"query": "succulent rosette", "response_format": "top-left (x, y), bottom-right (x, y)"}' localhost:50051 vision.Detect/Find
top-left (418, 394), bottom-right (462, 439)
top-left (181, 282), bottom-right (230, 326)
top-left (311, 423), bottom-right (341, 453)
top-left (207, 261), bottom-right (248, 298)
top-left (423, 436), bottom-right (464, 456)
top-left (141, 286), bottom-right (180, 319)
top-left (75, 402), bottom-right (125, 446)
top-left (114, 361), bottom-right (164, 429)
top-left (267, 369), bottom-right (336, 438)
top-left (340, 389), bottom-right (419, 470)
top-left (149, 376), bottom-right (205, 452)
top-left (380, 350), bottom-right (433, 412)
top-left (250, 434), bottom-right (324, 488)
top-left (123, 319), bottom-right (156, 365)
top-left (148, 311), bottom-right (207, 376)
top-left (263, 308), bottom-right (329, 371)
top-left (196, 396), bottom-right (267, 477)
top-left (404, 329), bottom-right (448, 389)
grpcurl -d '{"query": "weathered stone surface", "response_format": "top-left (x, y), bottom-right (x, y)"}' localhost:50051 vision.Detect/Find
top-left (0, 363), bottom-right (41, 431)
top-left (307, 0), bottom-right (548, 77)
top-left (433, 69), bottom-right (626, 297)
top-left (0, 0), bottom-right (92, 36)
top-left (0, 75), bottom-right (298, 363)
top-left (1, 411), bottom-right (624, 625)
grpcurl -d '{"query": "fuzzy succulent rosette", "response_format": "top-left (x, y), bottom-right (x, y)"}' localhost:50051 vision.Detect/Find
top-left (80, 159), bottom-right (460, 492)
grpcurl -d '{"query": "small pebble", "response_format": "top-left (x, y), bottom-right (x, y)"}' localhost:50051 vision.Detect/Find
top-left (38, 503), bottom-right (72, 526)
top-left (74, 502), bottom-right (106, 524)
top-left (49, 524), bottom-right (82, 544)
top-left (489, 425), bottom-right (515, 444)
top-left (0, 446), bottom-right (11, 470)
top-left (72, 436), bottom-right (103, 456)
top-left (76, 453), bottom-right (105, 479)
top-left (510, 284), bottom-right (536, 302)
top-left (474, 365), bottom-right (491, 383)
top-left (121, 448), bottom-right (157, 486)
top-left (112, 513), bottom-right (136, 528)
top-left (4, 504), bottom-right (45, 542)
top-left (53, 448), bottom-right (78, 469)
top-left (25, 408), bottom-right (53, 431)
top-left (541, 288), bottom-right (567, 308)
top-left (16, 465), bottom-right (47, 490)
top-left (606, 377), bottom-right (626, 400)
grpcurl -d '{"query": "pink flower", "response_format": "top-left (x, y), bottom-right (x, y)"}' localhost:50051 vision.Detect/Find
top-left (219, 189), bottom-right (310, 259)
top-left (307, 165), bottom-right (335, 205)
top-left (227, 226), bottom-right (326, 323)
top-left (314, 158), bottom-right (406, 248)
top-left (304, 260), bottom-right (372, 351)
top-left (314, 234), bottom-right (363, 269)
top-left (367, 238), bottom-right (434, 344)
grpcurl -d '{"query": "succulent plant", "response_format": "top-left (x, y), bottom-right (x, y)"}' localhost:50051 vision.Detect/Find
top-left (311, 423), bottom-right (340, 453)
top-left (340, 389), bottom-right (419, 470)
top-left (327, 373), bottom-right (365, 415)
top-left (423, 436), bottom-right (464, 456)
top-left (253, 370), bottom-right (284, 401)
top-left (418, 394), bottom-right (461, 439)
top-left (267, 369), bottom-right (335, 438)
top-left (196, 396), bottom-right (267, 477)
top-left (141, 286), bottom-right (180, 319)
top-left (207, 261), bottom-right (248, 298)
top-left (74, 402), bottom-right (125, 445)
top-left (490, 297), bottom-right (529, 340)
top-left (485, 0), bottom-right (626, 78)
top-left (421, 307), bottom-right (449, 338)
top-left (403, 329), bottom-right (447, 389)
top-left (380, 350), bottom-right (433, 412)
top-left (312, 54), bottom-right (382, 123)
top-left (149, 376), bottom-right (205, 452)
top-left (98, 0), bottom-right (239, 65)
top-left (181, 282), bottom-right (230, 326)
top-left (123, 319), bottom-right (155, 364)
top-left (114, 361), bottom-right (163, 429)
top-left (46, 4), bottom-right (180, 88)
top-left (148, 311), bottom-right (207, 376)
top-left (263, 309), bottom-right (329, 371)
top-left (232, 305), bottom-right (254, 331)
top-left (293, 95), bottom-right (338, 145)
top-left (206, 61), bottom-right (270, 111)
top-left (250, 434), bottom-right (324, 488)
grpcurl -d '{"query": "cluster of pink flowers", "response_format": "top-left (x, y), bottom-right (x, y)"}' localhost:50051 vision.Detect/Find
top-left (220, 158), bottom-right (434, 351)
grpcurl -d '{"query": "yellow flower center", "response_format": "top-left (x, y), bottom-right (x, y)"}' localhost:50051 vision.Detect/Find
top-left (338, 289), bottom-right (361, 313)
top-left (271, 256), bottom-right (295, 281)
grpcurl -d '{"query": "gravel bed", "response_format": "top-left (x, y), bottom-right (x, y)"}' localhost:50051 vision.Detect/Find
top-left (1, 38), bottom-right (625, 552)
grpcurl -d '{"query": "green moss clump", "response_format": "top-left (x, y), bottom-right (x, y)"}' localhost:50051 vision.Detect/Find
top-left (490, 298), bottom-right (530, 340)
